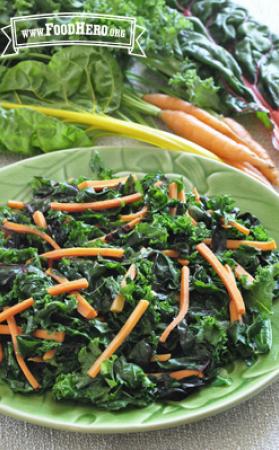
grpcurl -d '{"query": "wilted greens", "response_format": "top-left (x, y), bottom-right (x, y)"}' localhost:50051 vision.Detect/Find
top-left (0, 155), bottom-right (278, 409)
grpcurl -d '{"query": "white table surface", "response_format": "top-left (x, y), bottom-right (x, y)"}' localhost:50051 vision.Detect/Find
top-left (0, 1), bottom-right (279, 449)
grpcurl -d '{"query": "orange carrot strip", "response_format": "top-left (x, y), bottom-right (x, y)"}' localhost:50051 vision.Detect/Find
top-left (78, 177), bottom-right (128, 191)
top-left (46, 269), bottom-right (97, 319)
top-left (160, 110), bottom-right (273, 174)
top-left (7, 200), bottom-right (25, 210)
top-left (120, 206), bottom-right (148, 222)
top-left (225, 160), bottom-right (272, 187)
top-left (2, 220), bottom-right (60, 250)
top-left (143, 94), bottom-right (238, 140)
top-left (197, 243), bottom-right (245, 315)
top-left (0, 298), bottom-right (34, 324)
top-left (74, 292), bottom-right (98, 319)
top-left (160, 266), bottom-right (190, 343)
top-left (234, 264), bottom-right (255, 285)
top-left (0, 325), bottom-right (65, 342)
top-left (50, 192), bottom-right (143, 213)
top-left (177, 189), bottom-right (186, 203)
top-left (186, 210), bottom-right (198, 226)
top-left (28, 356), bottom-right (44, 363)
top-left (151, 353), bottom-right (171, 362)
top-left (225, 265), bottom-right (244, 322)
top-left (223, 220), bottom-right (250, 236)
top-left (0, 342), bottom-right (3, 363)
top-left (33, 329), bottom-right (65, 342)
top-left (41, 247), bottom-right (124, 260)
top-left (168, 182), bottom-right (178, 216)
top-left (203, 238), bottom-right (277, 251)
top-left (7, 314), bottom-right (40, 390)
top-left (192, 187), bottom-right (201, 203)
top-left (178, 258), bottom-right (190, 266)
top-left (42, 349), bottom-right (56, 361)
top-left (48, 278), bottom-right (89, 296)
top-left (33, 211), bottom-right (47, 229)
top-left (170, 369), bottom-right (204, 380)
top-left (110, 264), bottom-right (137, 313)
top-left (163, 249), bottom-right (179, 258)
top-left (88, 299), bottom-right (149, 378)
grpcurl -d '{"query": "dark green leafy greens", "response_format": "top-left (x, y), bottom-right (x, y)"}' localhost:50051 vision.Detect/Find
top-left (0, 155), bottom-right (278, 409)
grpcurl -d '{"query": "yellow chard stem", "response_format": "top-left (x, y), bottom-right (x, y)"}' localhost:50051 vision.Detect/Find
top-left (0, 101), bottom-right (220, 161)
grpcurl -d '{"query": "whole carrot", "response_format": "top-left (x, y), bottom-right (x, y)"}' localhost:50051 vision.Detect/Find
top-left (160, 110), bottom-right (275, 177)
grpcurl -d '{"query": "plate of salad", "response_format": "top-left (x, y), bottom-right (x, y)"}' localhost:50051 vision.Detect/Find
top-left (0, 145), bottom-right (279, 433)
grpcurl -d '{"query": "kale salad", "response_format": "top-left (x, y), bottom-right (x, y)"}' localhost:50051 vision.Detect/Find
top-left (0, 155), bottom-right (278, 411)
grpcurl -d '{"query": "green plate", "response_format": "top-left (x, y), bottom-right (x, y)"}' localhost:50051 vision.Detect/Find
top-left (0, 145), bottom-right (279, 433)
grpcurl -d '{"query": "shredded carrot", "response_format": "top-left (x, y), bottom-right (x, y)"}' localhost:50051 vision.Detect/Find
top-left (192, 187), bottom-right (201, 203)
top-left (151, 353), bottom-right (171, 362)
top-left (234, 264), bottom-right (254, 285)
top-left (48, 278), bottom-right (89, 296)
top-left (163, 249), bottom-right (179, 258)
top-left (50, 192), bottom-right (143, 213)
top-left (42, 349), bottom-right (56, 361)
top-left (7, 200), bottom-right (25, 210)
top-left (178, 258), bottom-right (190, 266)
top-left (154, 180), bottom-right (164, 187)
top-left (28, 356), bottom-right (44, 363)
top-left (177, 189), bottom-right (186, 203)
top-left (168, 182), bottom-right (178, 216)
top-left (225, 265), bottom-right (244, 322)
top-left (110, 264), bottom-right (137, 313)
top-left (33, 329), bottom-right (65, 342)
top-left (0, 342), bottom-right (3, 363)
top-left (0, 324), bottom-right (65, 342)
top-left (2, 220), bottom-right (60, 250)
top-left (160, 266), bottom-right (190, 343)
top-left (0, 298), bottom-right (34, 324)
top-left (197, 243), bottom-right (245, 315)
top-left (88, 299), bottom-right (149, 378)
top-left (78, 177), bottom-right (128, 191)
top-left (222, 220), bottom-right (250, 236)
top-left (170, 369), bottom-right (204, 380)
top-left (203, 238), bottom-right (277, 251)
top-left (41, 247), bottom-right (124, 260)
top-left (120, 206), bottom-right (148, 222)
top-left (46, 269), bottom-right (97, 319)
top-left (186, 210), bottom-right (198, 226)
top-left (33, 211), bottom-right (47, 229)
top-left (7, 314), bottom-right (40, 390)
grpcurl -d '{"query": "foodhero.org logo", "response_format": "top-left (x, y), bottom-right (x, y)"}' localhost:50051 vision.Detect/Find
top-left (0, 13), bottom-right (146, 57)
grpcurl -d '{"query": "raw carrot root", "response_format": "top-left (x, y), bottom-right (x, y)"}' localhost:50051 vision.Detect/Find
top-left (110, 264), bottom-right (137, 313)
top-left (88, 299), bottom-right (149, 378)
top-left (33, 211), bottom-right (47, 229)
top-left (224, 117), bottom-right (279, 186)
top-left (7, 314), bottom-right (40, 390)
top-left (41, 247), bottom-right (125, 260)
top-left (160, 110), bottom-right (274, 175)
top-left (151, 353), bottom-right (171, 362)
top-left (234, 264), bottom-right (254, 285)
top-left (7, 200), bottom-right (25, 210)
top-left (225, 160), bottom-right (272, 187)
top-left (197, 243), bottom-right (245, 315)
top-left (143, 94), bottom-right (238, 140)
top-left (2, 220), bottom-right (60, 250)
top-left (0, 298), bottom-right (34, 323)
top-left (46, 269), bottom-right (97, 319)
top-left (168, 182), bottom-right (178, 216)
top-left (47, 278), bottom-right (89, 296)
top-left (160, 266), bottom-right (190, 343)
top-left (50, 192), bottom-right (143, 213)
top-left (78, 177), bottom-right (128, 191)
top-left (120, 206), bottom-right (148, 222)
